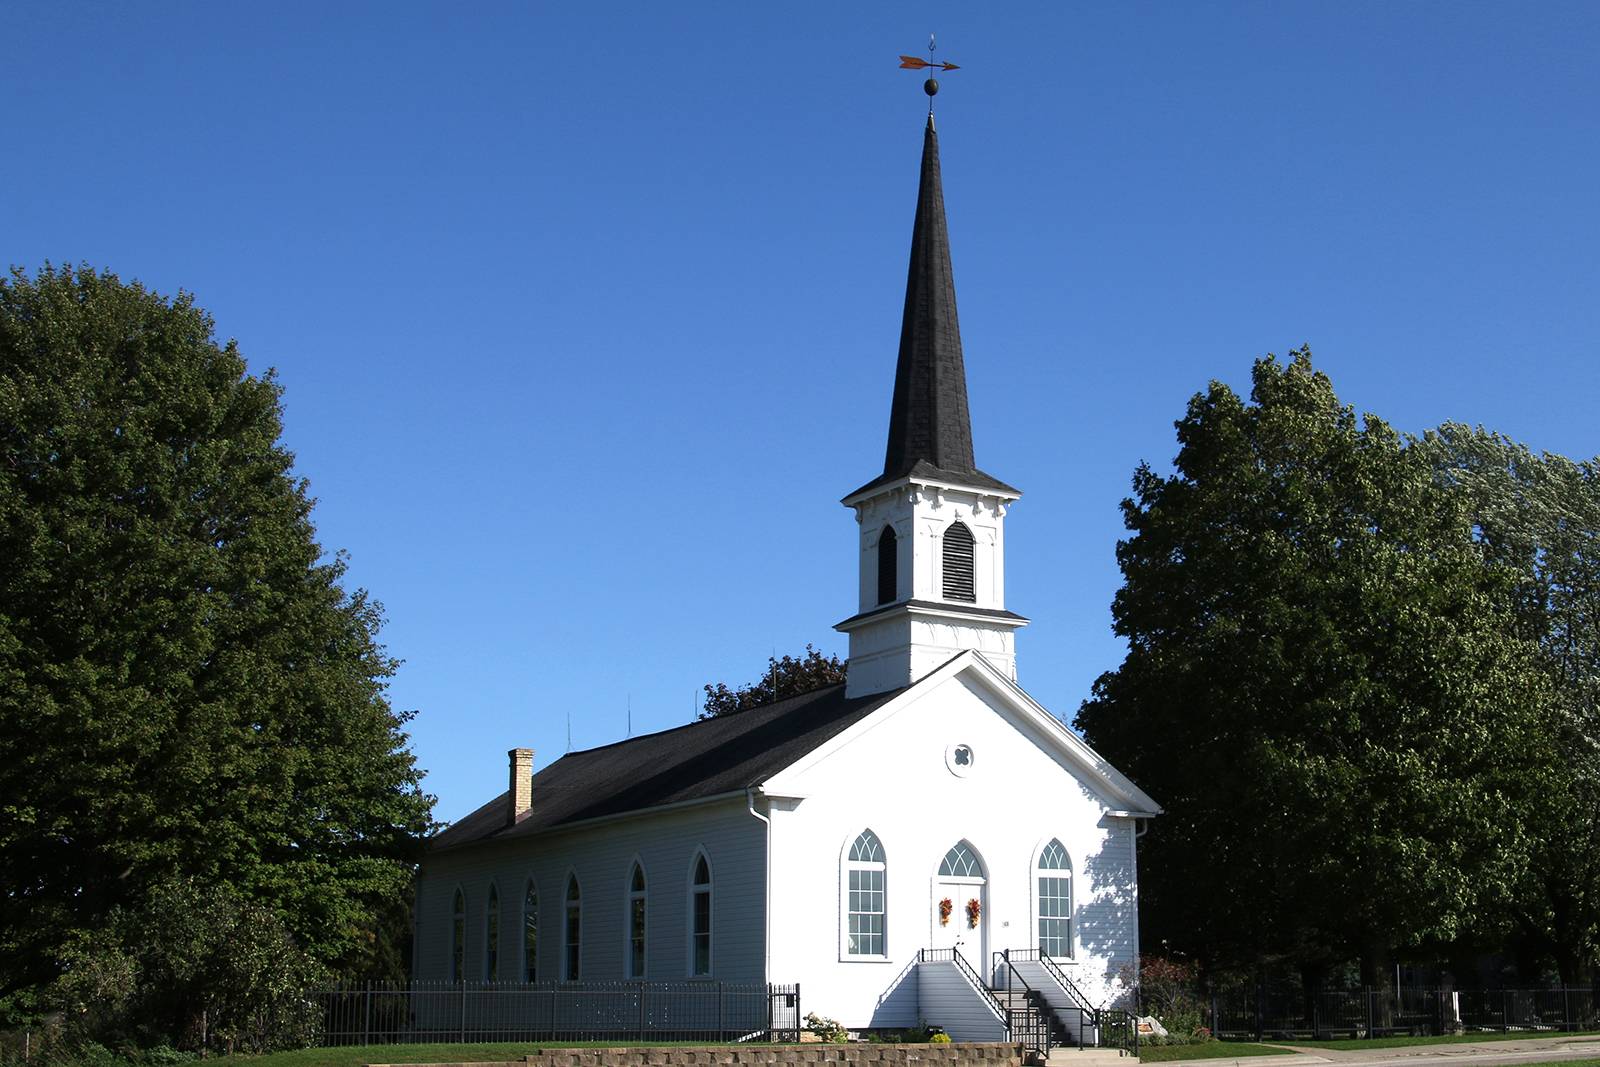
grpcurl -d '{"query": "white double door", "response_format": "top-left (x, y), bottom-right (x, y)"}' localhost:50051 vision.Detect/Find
top-left (930, 877), bottom-right (987, 966)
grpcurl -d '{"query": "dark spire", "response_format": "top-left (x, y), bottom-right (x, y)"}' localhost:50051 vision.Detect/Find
top-left (845, 115), bottom-right (1016, 502)
top-left (885, 114), bottom-right (973, 478)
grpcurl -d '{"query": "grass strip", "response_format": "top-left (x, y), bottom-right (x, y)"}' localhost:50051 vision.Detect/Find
top-left (1281, 1030), bottom-right (1600, 1050)
top-left (213, 1041), bottom-right (721, 1067)
top-left (1136, 1043), bottom-right (1291, 1061)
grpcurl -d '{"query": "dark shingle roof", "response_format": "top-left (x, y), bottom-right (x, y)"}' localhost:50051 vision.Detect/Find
top-left (872, 115), bottom-right (1012, 497)
top-left (430, 682), bottom-right (905, 852)
top-left (835, 598), bottom-right (1029, 631)
top-left (847, 459), bottom-right (1019, 502)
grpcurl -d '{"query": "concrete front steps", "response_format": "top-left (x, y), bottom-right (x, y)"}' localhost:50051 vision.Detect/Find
top-left (1043, 1048), bottom-right (1137, 1066)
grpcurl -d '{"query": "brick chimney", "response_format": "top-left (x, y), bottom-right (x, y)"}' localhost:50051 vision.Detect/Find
top-left (508, 748), bottom-right (534, 825)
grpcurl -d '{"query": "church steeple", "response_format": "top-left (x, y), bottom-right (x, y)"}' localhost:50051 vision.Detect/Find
top-left (837, 116), bottom-right (1027, 699)
top-left (851, 117), bottom-right (1017, 503)
top-left (885, 115), bottom-right (975, 479)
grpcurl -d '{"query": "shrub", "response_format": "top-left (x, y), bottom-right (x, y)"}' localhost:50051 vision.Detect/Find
top-left (48, 880), bottom-right (326, 1055)
top-left (804, 1013), bottom-right (848, 1043)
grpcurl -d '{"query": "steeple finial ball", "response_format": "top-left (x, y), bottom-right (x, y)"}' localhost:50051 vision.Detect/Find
top-left (924, 78), bottom-right (939, 97)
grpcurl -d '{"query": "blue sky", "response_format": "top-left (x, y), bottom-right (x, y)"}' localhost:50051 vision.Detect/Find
top-left (7, 3), bottom-right (1598, 823)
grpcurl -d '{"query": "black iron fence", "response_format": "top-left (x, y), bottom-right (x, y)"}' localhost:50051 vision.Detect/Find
top-left (1206, 986), bottom-right (1600, 1041)
top-left (1097, 1009), bottom-right (1138, 1055)
top-left (316, 981), bottom-right (801, 1046)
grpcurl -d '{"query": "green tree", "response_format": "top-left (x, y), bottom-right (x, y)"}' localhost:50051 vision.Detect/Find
top-left (52, 878), bottom-right (328, 1054)
top-left (701, 644), bottom-right (845, 718)
top-left (0, 265), bottom-right (433, 1007)
top-left (1429, 425), bottom-right (1600, 983)
top-left (1075, 349), bottom-right (1546, 981)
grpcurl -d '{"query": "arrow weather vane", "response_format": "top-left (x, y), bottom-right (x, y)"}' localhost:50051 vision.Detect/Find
top-left (900, 33), bottom-right (959, 111)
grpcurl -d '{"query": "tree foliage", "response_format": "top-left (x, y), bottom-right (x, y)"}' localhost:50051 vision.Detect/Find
top-left (1428, 425), bottom-right (1600, 982)
top-left (1075, 349), bottom-right (1548, 978)
top-left (52, 879), bottom-right (327, 1054)
top-left (701, 643), bottom-right (846, 718)
top-left (0, 265), bottom-right (434, 1006)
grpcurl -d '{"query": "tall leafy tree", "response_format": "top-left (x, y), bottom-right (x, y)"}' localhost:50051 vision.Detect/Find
top-left (0, 265), bottom-right (433, 1003)
top-left (1429, 426), bottom-right (1600, 983)
top-left (701, 644), bottom-right (846, 718)
top-left (1075, 349), bottom-right (1546, 980)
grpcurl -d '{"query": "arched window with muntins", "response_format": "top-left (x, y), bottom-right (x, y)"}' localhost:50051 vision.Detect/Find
top-left (1037, 839), bottom-right (1073, 958)
top-left (942, 521), bottom-right (976, 601)
top-left (450, 889), bottom-right (465, 982)
top-left (522, 880), bottom-right (538, 981)
top-left (563, 874), bottom-right (582, 980)
top-left (938, 841), bottom-right (983, 878)
top-left (627, 862), bottom-right (647, 978)
top-left (484, 884), bottom-right (500, 980)
top-left (876, 525), bottom-right (898, 605)
top-left (845, 830), bottom-right (886, 956)
top-left (690, 853), bottom-right (712, 976)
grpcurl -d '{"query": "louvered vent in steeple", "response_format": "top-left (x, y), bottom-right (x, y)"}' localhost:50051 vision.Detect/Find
top-left (942, 521), bottom-right (975, 601)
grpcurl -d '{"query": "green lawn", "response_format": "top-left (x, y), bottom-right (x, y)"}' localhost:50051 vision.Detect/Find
top-left (1275, 1030), bottom-right (1600, 1051)
top-left (1136, 1044), bottom-right (1289, 1062)
top-left (205, 1036), bottom-right (1600, 1067)
top-left (212, 1042), bottom-right (715, 1067)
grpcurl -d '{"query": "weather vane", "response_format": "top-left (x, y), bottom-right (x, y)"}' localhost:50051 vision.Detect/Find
top-left (899, 33), bottom-right (959, 110)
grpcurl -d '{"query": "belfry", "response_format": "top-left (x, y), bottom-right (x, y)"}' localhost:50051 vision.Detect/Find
top-left (837, 114), bottom-right (1028, 697)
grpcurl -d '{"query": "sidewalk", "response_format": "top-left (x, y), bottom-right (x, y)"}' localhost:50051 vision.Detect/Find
top-left (1155, 1035), bottom-right (1600, 1067)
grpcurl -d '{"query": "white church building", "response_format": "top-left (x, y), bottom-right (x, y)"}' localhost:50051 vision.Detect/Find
top-left (415, 113), bottom-right (1160, 1044)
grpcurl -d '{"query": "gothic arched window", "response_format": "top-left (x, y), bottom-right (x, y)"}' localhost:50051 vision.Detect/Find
top-left (877, 525), bottom-right (898, 605)
top-left (484, 883), bottom-right (500, 980)
top-left (563, 874), bottom-right (581, 980)
top-left (844, 830), bottom-right (886, 957)
top-left (450, 888), bottom-right (465, 982)
top-left (627, 861), bottom-right (647, 978)
top-left (942, 521), bottom-right (976, 601)
top-left (690, 852), bottom-right (712, 976)
top-left (522, 879), bottom-right (538, 982)
top-left (938, 840), bottom-right (983, 879)
top-left (1036, 839), bottom-right (1073, 958)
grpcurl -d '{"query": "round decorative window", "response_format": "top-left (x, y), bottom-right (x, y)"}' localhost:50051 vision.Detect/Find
top-left (945, 743), bottom-right (975, 777)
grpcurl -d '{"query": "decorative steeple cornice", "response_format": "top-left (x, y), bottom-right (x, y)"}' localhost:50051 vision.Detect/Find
top-left (848, 116), bottom-right (1017, 503)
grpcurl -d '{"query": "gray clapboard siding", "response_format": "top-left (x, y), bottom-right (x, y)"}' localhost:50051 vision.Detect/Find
top-left (416, 797), bottom-right (765, 983)
top-left (1012, 960), bottom-right (1092, 1043)
top-left (917, 961), bottom-right (1007, 1042)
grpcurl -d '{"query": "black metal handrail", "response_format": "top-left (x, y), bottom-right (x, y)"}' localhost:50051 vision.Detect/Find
top-left (992, 952), bottom-right (1057, 1053)
top-left (919, 946), bottom-right (1052, 1053)
top-left (1001, 948), bottom-right (1097, 1012)
top-left (999, 951), bottom-right (1104, 1051)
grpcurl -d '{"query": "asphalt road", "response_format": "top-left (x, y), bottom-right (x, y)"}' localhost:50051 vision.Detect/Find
top-left (1156, 1036), bottom-right (1600, 1067)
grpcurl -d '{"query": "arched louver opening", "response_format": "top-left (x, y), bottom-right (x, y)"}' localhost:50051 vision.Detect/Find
top-left (876, 525), bottom-right (898, 605)
top-left (942, 521), bottom-right (975, 601)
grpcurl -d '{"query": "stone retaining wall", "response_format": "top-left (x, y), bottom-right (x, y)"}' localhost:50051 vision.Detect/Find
top-left (370, 1042), bottom-right (1022, 1067)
